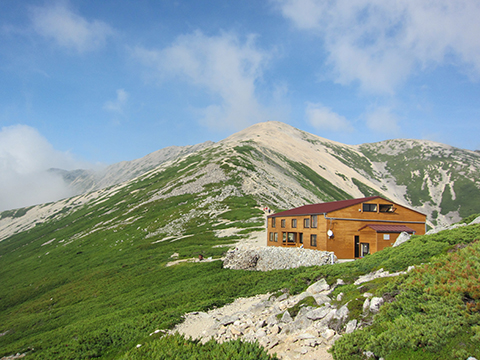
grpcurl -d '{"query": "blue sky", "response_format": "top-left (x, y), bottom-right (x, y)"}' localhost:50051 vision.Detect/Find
top-left (1, 0), bottom-right (480, 209)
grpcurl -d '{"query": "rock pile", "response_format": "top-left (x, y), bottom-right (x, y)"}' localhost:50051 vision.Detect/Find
top-left (223, 246), bottom-right (337, 271)
top-left (169, 278), bottom-right (380, 360)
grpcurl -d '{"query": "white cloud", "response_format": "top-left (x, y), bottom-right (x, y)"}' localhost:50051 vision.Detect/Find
top-left (0, 125), bottom-right (83, 211)
top-left (103, 89), bottom-right (129, 114)
top-left (30, 1), bottom-right (113, 53)
top-left (134, 31), bottom-right (272, 131)
top-left (275, 0), bottom-right (480, 93)
top-left (365, 106), bottom-right (401, 136)
top-left (306, 102), bottom-right (353, 132)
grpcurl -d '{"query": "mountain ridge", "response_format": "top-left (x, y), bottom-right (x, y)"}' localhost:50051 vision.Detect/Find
top-left (1, 121), bottom-right (480, 359)
top-left (1, 121), bottom-right (480, 243)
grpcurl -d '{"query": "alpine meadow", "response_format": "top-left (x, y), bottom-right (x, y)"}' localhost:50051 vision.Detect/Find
top-left (1, 122), bottom-right (480, 360)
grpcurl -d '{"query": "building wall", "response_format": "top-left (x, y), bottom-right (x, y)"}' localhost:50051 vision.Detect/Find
top-left (267, 215), bottom-right (327, 250)
top-left (267, 199), bottom-right (426, 259)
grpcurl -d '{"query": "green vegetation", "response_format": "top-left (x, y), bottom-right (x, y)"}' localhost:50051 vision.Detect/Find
top-left (327, 144), bottom-right (376, 178)
top-left (1, 136), bottom-right (480, 359)
top-left (283, 158), bottom-right (352, 202)
top-left (440, 178), bottom-right (480, 218)
top-left (2, 200), bottom-right (479, 359)
top-left (331, 240), bottom-right (480, 360)
top-left (359, 141), bottom-right (480, 217)
top-left (459, 213), bottom-right (480, 224)
top-left (121, 333), bottom-right (278, 360)
top-left (0, 206), bottom-right (33, 219)
top-left (352, 178), bottom-right (381, 197)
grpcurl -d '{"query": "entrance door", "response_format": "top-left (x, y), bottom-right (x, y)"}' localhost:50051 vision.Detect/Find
top-left (361, 243), bottom-right (370, 256)
top-left (354, 236), bottom-right (360, 258)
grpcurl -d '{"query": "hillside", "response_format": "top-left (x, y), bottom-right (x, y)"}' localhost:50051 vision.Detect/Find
top-left (49, 141), bottom-right (214, 195)
top-left (3, 121), bottom-right (480, 244)
top-left (43, 122), bottom-right (480, 228)
top-left (1, 121), bottom-right (480, 359)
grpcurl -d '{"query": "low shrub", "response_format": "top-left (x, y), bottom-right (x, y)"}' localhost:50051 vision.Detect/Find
top-left (121, 333), bottom-right (278, 360)
top-left (330, 240), bottom-right (480, 360)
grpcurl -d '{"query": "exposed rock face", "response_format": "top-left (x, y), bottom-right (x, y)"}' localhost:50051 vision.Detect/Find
top-left (167, 275), bottom-right (394, 359)
top-left (354, 268), bottom-right (411, 286)
top-left (393, 231), bottom-right (411, 247)
top-left (223, 247), bottom-right (337, 271)
top-left (169, 278), bottom-right (352, 359)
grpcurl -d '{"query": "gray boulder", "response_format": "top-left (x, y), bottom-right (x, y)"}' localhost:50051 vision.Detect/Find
top-left (369, 297), bottom-right (384, 313)
top-left (306, 306), bottom-right (331, 321)
top-left (306, 279), bottom-right (330, 294)
top-left (393, 231), bottom-right (411, 247)
top-left (345, 319), bottom-right (357, 334)
top-left (281, 310), bottom-right (293, 323)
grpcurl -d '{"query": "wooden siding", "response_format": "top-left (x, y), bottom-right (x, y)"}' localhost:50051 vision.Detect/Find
top-left (267, 198), bottom-right (426, 259)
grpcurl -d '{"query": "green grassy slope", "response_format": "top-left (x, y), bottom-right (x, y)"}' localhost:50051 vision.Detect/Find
top-left (1, 141), bottom-right (479, 359)
top-left (0, 144), bottom-right (354, 359)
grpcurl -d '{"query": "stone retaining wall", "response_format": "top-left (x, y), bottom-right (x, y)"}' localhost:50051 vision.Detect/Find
top-left (223, 246), bottom-right (337, 271)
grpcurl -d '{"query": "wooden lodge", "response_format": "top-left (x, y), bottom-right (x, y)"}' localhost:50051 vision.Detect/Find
top-left (266, 196), bottom-right (426, 259)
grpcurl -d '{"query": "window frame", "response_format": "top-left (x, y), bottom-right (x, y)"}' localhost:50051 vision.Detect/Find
top-left (311, 215), bottom-right (317, 228)
top-left (304, 218), bottom-right (310, 228)
top-left (291, 219), bottom-right (297, 228)
top-left (363, 203), bottom-right (377, 212)
top-left (310, 234), bottom-right (317, 247)
top-left (287, 232), bottom-right (295, 243)
top-left (379, 204), bottom-right (394, 213)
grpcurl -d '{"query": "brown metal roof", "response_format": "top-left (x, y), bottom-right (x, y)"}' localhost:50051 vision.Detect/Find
top-left (360, 224), bottom-right (416, 233)
top-left (267, 196), bottom-right (381, 217)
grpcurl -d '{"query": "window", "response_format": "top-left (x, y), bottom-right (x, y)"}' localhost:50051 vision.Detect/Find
top-left (281, 219), bottom-right (286, 228)
top-left (383, 234), bottom-right (390, 240)
top-left (270, 232), bottom-right (279, 242)
top-left (363, 203), bottom-right (377, 212)
top-left (310, 234), bottom-right (317, 247)
top-left (299, 233), bottom-right (303, 244)
top-left (271, 217), bottom-right (276, 228)
top-left (311, 215), bottom-right (317, 228)
top-left (304, 218), bottom-right (310, 228)
top-left (287, 233), bottom-right (295, 243)
top-left (379, 204), bottom-right (394, 213)
top-left (292, 219), bottom-right (297, 228)
top-left (282, 232), bottom-right (287, 242)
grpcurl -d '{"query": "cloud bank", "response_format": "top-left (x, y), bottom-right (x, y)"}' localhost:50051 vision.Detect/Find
top-left (365, 106), bottom-right (401, 136)
top-left (30, 2), bottom-right (114, 52)
top-left (103, 89), bottom-right (129, 114)
top-left (0, 125), bottom-right (83, 211)
top-left (275, 0), bottom-right (480, 93)
top-left (306, 102), bottom-right (353, 132)
top-left (134, 31), bottom-right (273, 131)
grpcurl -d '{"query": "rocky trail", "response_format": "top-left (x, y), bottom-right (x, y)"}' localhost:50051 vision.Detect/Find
top-left (166, 270), bottom-right (405, 360)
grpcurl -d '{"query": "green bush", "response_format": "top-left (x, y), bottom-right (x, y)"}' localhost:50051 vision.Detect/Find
top-left (331, 240), bottom-right (480, 360)
top-left (121, 333), bottom-right (278, 360)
